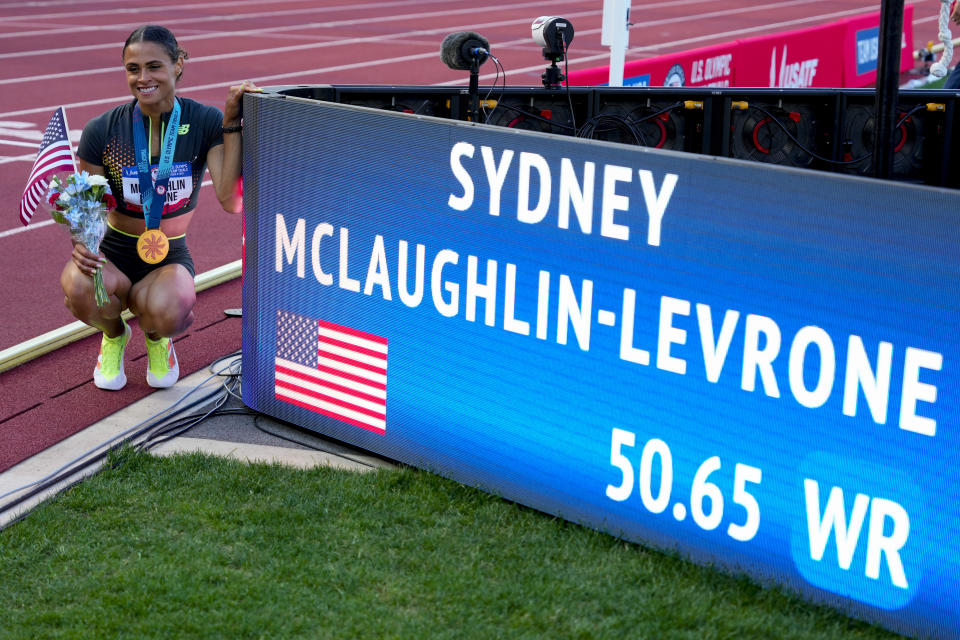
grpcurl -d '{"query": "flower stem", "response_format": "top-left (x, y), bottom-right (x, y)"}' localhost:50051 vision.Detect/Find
top-left (93, 267), bottom-right (109, 308)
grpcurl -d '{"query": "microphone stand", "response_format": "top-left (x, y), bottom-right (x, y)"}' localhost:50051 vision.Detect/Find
top-left (469, 57), bottom-right (481, 123)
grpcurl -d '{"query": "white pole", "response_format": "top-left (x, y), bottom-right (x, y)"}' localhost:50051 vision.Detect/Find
top-left (602, 0), bottom-right (631, 86)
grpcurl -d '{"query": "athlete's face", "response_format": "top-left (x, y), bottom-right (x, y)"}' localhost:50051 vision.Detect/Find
top-left (123, 42), bottom-right (182, 115)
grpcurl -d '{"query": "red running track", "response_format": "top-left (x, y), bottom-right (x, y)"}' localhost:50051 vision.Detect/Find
top-left (0, 0), bottom-right (944, 349)
top-left (0, 0), bottom-right (944, 471)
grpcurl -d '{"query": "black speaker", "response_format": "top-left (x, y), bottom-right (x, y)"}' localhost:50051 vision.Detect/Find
top-left (333, 87), bottom-right (454, 119)
top-left (482, 90), bottom-right (586, 137)
top-left (582, 99), bottom-right (690, 151)
top-left (485, 98), bottom-right (574, 134)
top-left (728, 101), bottom-right (819, 168)
top-left (839, 102), bottom-right (928, 181)
top-left (341, 96), bottom-right (441, 116)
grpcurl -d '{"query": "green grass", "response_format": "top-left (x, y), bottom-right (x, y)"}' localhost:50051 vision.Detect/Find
top-left (0, 449), bottom-right (905, 640)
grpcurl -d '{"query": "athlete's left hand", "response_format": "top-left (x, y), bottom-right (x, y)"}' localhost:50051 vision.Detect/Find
top-left (224, 80), bottom-right (262, 128)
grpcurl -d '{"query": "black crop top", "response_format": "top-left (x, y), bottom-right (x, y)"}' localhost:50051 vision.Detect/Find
top-left (77, 97), bottom-right (224, 219)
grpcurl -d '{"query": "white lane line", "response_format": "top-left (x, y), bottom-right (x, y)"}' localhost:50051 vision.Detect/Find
top-left (0, 0), bottom-right (704, 59)
top-left (0, 0), bottom-right (580, 40)
top-left (0, 139), bottom-right (41, 149)
top-left (1, 0), bottom-right (443, 23)
top-left (0, 0), bottom-right (591, 61)
top-left (0, 1), bottom-right (884, 120)
top-left (0, 153), bottom-right (36, 164)
top-left (0, 219), bottom-right (54, 238)
top-left (0, 0), bottom-right (131, 7)
top-left (0, 5), bottom-right (601, 87)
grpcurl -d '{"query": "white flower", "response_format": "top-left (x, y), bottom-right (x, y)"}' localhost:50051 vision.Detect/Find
top-left (87, 174), bottom-right (109, 187)
top-left (58, 192), bottom-right (72, 204)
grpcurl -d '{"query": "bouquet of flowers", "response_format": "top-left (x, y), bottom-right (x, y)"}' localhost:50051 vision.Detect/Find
top-left (47, 171), bottom-right (117, 307)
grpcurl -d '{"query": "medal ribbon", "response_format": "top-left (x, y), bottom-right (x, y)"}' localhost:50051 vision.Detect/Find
top-left (132, 100), bottom-right (181, 230)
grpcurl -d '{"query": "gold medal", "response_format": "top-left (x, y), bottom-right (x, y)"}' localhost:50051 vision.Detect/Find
top-left (137, 229), bottom-right (169, 264)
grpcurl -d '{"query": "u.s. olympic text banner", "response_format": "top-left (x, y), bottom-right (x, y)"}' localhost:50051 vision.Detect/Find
top-left (241, 92), bottom-right (959, 638)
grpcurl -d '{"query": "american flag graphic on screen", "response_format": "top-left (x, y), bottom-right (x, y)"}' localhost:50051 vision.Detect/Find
top-left (274, 310), bottom-right (387, 434)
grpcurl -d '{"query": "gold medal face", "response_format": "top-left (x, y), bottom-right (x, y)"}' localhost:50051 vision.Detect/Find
top-left (137, 229), bottom-right (169, 264)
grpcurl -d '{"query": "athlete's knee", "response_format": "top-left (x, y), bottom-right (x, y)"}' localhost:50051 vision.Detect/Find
top-left (146, 291), bottom-right (195, 336)
top-left (157, 284), bottom-right (195, 315)
top-left (146, 310), bottom-right (193, 337)
top-left (61, 269), bottom-right (94, 314)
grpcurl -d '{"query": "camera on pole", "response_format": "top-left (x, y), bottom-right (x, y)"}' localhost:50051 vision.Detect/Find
top-left (532, 16), bottom-right (575, 89)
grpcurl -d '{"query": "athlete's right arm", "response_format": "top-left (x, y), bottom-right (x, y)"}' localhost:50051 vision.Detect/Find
top-left (76, 158), bottom-right (103, 176)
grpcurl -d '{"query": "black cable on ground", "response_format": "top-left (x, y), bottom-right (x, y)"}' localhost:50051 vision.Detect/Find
top-left (0, 353), bottom-right (246, 524)
top-left (1, 348), bottom-right (395, 527)
top-left (0, 378), bottom-right (229, 525)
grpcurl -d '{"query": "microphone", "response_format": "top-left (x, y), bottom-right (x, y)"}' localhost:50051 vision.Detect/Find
top-left (440, 31), bottom-right (490, 70)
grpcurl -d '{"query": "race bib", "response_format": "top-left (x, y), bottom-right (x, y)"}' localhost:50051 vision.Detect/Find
top-left (121, 162), bottom-right (193, 212)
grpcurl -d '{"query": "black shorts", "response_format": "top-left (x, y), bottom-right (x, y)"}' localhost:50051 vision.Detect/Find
top-left (100, 225), bottom-right (195, 286)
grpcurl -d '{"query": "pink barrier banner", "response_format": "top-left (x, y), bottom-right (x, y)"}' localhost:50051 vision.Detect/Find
top-left (568, 5), bottom-right (916, 89)
top-left (735, 22), bottom-right (847, 88)
top-left (618, 41), bottom-right (739, 87)
top-left (567, 41), bottom-right (738, 88)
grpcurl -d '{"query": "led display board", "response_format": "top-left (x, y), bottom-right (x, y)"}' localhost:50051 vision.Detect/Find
top-left (241, 92), bottom-right (959, 638)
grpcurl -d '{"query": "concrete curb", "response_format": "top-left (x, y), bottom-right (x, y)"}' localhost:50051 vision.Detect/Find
top-left (0, 360), bottom-right (392, 530)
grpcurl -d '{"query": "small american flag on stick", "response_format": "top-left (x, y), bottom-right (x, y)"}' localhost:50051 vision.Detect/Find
top-left (20, 106), bottom-right (76, 226)
top-left (274, 310), bottom-right (388, 435)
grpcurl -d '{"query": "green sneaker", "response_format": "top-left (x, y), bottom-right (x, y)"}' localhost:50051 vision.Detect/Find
top-left (145, 335), bottom-right (180, 388)
top-left (93, 320), bottom-right (131, 390)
